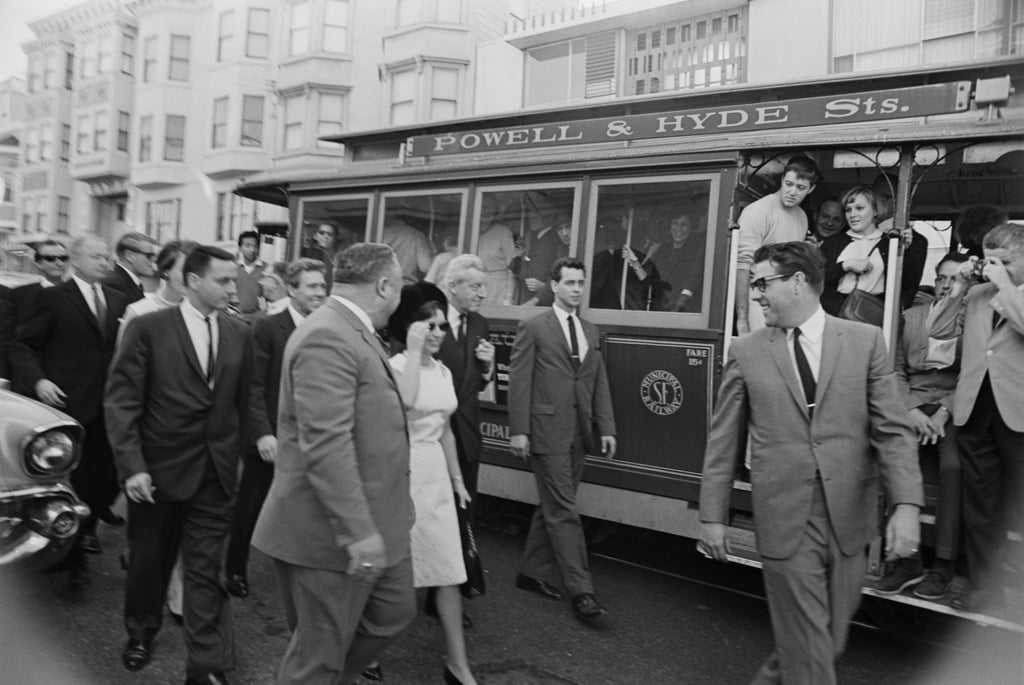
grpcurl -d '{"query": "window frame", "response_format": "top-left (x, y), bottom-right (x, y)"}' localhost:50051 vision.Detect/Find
top-left (121, 33), bottom-right (135, 74)
top-left (288, 0), bottom-right (311, 57)
top-left (168, 34), bottom-right (190, 82)
top-left (282, 92), bottom-right (306, 151)
top-left (211, 97), bottom-right (229, 149)
top-left (94, 111), bottom-right (108, 152)
top-left (315, 91), bottom-right (345, 148)
top-left (322, 0), bottom-right (350, 53)
top-left (295, 192), bottom-right (375, 256)
top-left (138, 115), bottom-right (153, 162)
top-left (217, 10), bottom-right (234, 62)
top-left (142, 36), bottom-right (157, 83)
top-left (117, 111), bottom-right (130, 152)
top-left (75, 114), bottom-right (91, 155)
top-left (246, 7), bottom-right (271, 58)
top-left (241, 95), bottom-right (265, 147)
top-left (164, 114), bottom-right (186, 161)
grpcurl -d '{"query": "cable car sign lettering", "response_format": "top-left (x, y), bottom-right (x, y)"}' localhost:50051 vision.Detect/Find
top-left (409, 81), bottom-right (970, 157)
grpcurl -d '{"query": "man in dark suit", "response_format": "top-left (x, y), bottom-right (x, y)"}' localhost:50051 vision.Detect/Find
top-left (519, 210), bottom-right (571, 306)
top-left (951, 223), bottom-right (1024, 613)
top-left (253, 244), bottom-right (414, 684)
top-left (509, 256), bottom-right (617, 624)
top-left (9, 240), bottom-right (71, 374)
top-left (699, 241), bottom-right (922, 684)
top-left (105, 245), bottom-right (253, 684)
top-left (10, 235), bottom-right (128, 582)
top-left (104, 232), bottom-right (157, 303)
top-left (224, 258), bottom-right (327, 598)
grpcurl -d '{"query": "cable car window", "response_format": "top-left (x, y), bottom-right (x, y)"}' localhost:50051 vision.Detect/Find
top-left (297, 195), bottom-right (371, 273)
top-left (471, 184), bottom-right (580, 308)
top-left (378, 190), bottom-right (467, 285)
top-left (587, 177), bottom-right (714, 316)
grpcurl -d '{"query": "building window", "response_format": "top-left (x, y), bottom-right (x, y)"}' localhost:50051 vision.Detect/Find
top-left (169, 35), bottom-right (190, 81)
top-left (94, 112), bottom-right (108, 151)
top-left (241, 95), bottom-right (265, 146)
top-left (164, 114), bottom-right (186, 161)
top-left (143, 36), bottom-right (157, 82)
top-left (397, 0), bottom-right (460, 26)
top-left (283, 94), bottom-right (304, 150)
top-left (139, 115), bottom-right (153, 161)
top-left (429, 66), bottom-right (459, 121)
top-left (57, 196), bottom-right (70, 232)
top-left (316, 92), bottom-right (344, 147)
top-left (43, 54), bottom-right (57, 89)
top-left (289, 1), bottom-right (311, 57)
top-left (121, 34), bottom-right (135, 74)
top-left (81, 39), bottom-right (96, 79)
top-left (246, 8), bottom-right (271, 58)
top-left (40, 125), bottom-right (54, 161)
top-left (76, 115), bottom-right (91, 154)
top-left (389, 68), bottom-right (416, 125)
top-left (117, 111), bottom-right (130, 151)
top-left (525, 38), bottom-right (587, 106)
top-left (145, 199), bottom-right (182, 242)
top-left (65, 52), bottom-right (75, 88)
top-left (27, 56), bottom-right (39, 93)
top-left (25, 128), bottom-right (38, 163)
top-left (216, 192), bottom-right (260, 242)
top-left (217, 10), bottom-right (234, 62)
top-left (61, 124), bottom-right (71, 161)
top-left (212, 97), bottom-right (229, 148)
top-left (323, 0), bottom-right (349, 53)
top-left (98, 34), bottom-right (113, 74)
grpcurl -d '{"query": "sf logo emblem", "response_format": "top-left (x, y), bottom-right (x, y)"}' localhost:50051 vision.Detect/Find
top-left (640, 370), bottom-right (683, 416)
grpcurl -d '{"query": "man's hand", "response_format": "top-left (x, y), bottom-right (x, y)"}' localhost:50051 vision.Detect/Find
top-left (908, 408), bottom-right (937, 445)
top-left (983, 257), bottom-right (1014, 291)
top-left (346, 533), bottom-right (386, 582)
top-left (927, 409), bottom-right (949, 442)
top-left (735, 319), bottom-right (750, 335)
top-left (884, 503), bottom-right (920, 561)
top-left (524, 277), bottom-right (544, 293)
top-left (35, 379), bottom-right (66, 408)
top-left (509, 434), bottom-right (530, 461)
top-left (475, 339), bottom-right (495, 375)
top-left (124, 472), bottom-right (156, 504)
top-left (256, 435), bottom-right (278, 463)
top-left (697, 522), bottom-right (730, 562)
top-left (600, 435), bottom-right (616, 460)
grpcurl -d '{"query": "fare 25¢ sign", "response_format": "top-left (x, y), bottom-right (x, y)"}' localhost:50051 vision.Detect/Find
top-left (408, 81), bottom-right (970, 157)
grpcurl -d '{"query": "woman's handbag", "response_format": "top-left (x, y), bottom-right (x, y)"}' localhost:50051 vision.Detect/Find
top-left (458, 507), bottom-right (486, 598)
top-left (838, 241), bottom-right (885, 327)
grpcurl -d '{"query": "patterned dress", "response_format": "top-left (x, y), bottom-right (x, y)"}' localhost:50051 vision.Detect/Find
top-left (389, 353), bottom-right (467, 588)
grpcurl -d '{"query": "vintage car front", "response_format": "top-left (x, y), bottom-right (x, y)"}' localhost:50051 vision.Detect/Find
top-left (0, 388), bottom-right (89, 570)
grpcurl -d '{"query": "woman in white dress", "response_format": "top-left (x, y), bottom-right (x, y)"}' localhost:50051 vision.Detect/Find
top-left (388, 281), bottom-right (477, 685)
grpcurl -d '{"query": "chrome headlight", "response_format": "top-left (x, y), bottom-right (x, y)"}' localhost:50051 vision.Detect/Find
top-left (24, 430), bottom-right (77, 475)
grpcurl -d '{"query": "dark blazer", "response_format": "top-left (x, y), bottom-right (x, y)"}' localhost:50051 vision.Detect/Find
top-left (102, 263), bottom-right (145, 303)
top-left (519, 229), bottom-right (566, 307)
top-left (0, 284), bottom-right (12, 379)
top-left (253, 299), bottom-right (412, 570)
top-left (589, 249), bottom-right (661, 310)
top-left (437, 310), bottom-right (490, 464)
top-left (248, 309), bottom-right (295, 443)
top-left (700, 316), bottom-right (923, 559)
top-left (105, 306), bottom-right (253, 501)
top-left (820, 230), bottom-right (928, 316)
top-left (508, 309), bottom-right (616, 456)
top-left (10, 279), bottom-right (128, 423)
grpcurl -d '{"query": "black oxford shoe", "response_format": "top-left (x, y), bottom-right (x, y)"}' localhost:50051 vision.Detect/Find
top-left (514, 573), bottom-right (564, 601)
top-left (225, 574), bottom-right (249, 598)
top-left (98, 507), bottom-right (125, 526)
top-left (572, 593), bottom-right (607, 621)
top-left (79, 533), bottom-right (102, 555)
top-left (122, 638), bottom-right (152, 672)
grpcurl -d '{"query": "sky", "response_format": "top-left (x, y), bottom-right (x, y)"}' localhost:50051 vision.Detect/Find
top-left (0, 0), bottom-right (83, 82)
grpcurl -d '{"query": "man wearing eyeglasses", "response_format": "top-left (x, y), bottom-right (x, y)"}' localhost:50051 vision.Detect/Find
top-left (699, 241), bottom-right (922, 685)
top-left (9, 240), bottom-right (71, 380)
top-left (104, 233), bottom-right (158, 303)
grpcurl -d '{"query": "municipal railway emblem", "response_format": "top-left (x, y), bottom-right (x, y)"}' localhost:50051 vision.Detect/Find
top-left (640, 370), bottom-right (683, 416)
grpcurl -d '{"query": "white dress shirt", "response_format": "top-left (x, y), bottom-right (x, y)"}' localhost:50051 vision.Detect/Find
top-left (180, 299), bottom-right (219, 379)
top-left (787, 306), bottom-right (826, 383)
top-left (71, 274), bottom-right (106, 317)
top-left (552, 304), bottom-right (588, 363)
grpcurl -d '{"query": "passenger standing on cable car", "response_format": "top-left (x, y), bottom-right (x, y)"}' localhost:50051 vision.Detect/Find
top-left (509, 256), bottom-right (616, 625)
top-left (699, 241), bottom-right (922, 685)
top-left (734, 156), bottom-right (819, 334)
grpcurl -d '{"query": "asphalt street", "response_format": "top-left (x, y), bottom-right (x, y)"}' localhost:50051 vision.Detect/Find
top-left (1, 506), bottom-right (1021, 685)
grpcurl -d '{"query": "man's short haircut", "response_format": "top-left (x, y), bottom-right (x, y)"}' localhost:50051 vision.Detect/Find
top-left (34, 239), bottom-right (67, 259)
top-left (237, 230), bottom-right (259, 247)
top-left (936, 251), bottom-right (970, 272)
top-left (550, 256), bottom-right (586, 283)
top-left (840, 186), bottom-right (883, 217)
top-left (183, 245), bottom-right (235, 281)
top-left (443, 254), bottom-right (485, 287)
top-left (956, 206), bottom-right (1007, 257)
top-left (115, 231), bottom-right (156, 258)
top-left (982, 222), bottom-right (1024, 254)
top-left (284, 258), bottom-right (326, 288)
top-left (752, 241), bottom-right (826, 293)
top-left (154, 240), bottom-right (198, 280)
top-left (816, 198), bottom-right (842, 215)
top-left (783, 155), bottom-right (821, 185)
top-left (332, 243), bottom-right (397, 285)
top-left (69, 235), bottom-right (108, 257)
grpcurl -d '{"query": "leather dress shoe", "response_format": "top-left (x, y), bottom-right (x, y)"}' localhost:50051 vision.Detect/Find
top-left (122, 638), bottom-right (152, 672)
top-left (361, 663), bottom-right (383, 681)
top-left (571, 593), bottom-right (607, 620)
top-left (514, 573), bottom-right (564, 601)
top-left (79, 533), bottom-right (102, 555)
top-left (98, 507), bottom-right (125, 526)
top-left (950, 586), bottom-right (1002, 613)
top-left (424, 590), bottom-right (473, 629)
top-left (184, 673), bottom-right (227, 685)
top-left (225, 574), bottom-right (249, 598)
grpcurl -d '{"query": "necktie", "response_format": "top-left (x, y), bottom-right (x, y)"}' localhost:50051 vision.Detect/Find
top-left (205, 315), bottom-right (216, 384)
top-left (792, 328), bottom-right (816, 417)
top-left (458, 313), bottom-right (468, 356)
top-left (93, 284), bottom-right (107, 338)
top-left (567, 314), bottom-right (581, 371)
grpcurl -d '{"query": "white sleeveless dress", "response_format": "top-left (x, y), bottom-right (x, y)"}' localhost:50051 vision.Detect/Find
top-left (389, 353), bottom-right (467, 588)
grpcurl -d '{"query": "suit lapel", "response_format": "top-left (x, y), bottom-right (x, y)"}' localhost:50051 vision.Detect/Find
top-left (768, 327), bottom-right (809, 420)
top-left (815, 317), bottom-right (842, 409)
top-left (172, 308), bottom-right (207, 383)
top-left (544, 310), bottom-right (575, 374)
top-left (63, 281), bottom-right (103, 338)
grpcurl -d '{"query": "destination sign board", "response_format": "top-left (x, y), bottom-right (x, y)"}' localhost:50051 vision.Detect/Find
top-left (408, 81), bottom-right (970, 157)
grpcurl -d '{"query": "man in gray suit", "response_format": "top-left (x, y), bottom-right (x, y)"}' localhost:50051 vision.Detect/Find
top-left (509, 256), bottom-right (617, 624)
top-left (253, 243), bottom-right (414, 684)
top-left (699, 241), bottom-right (922, 685)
